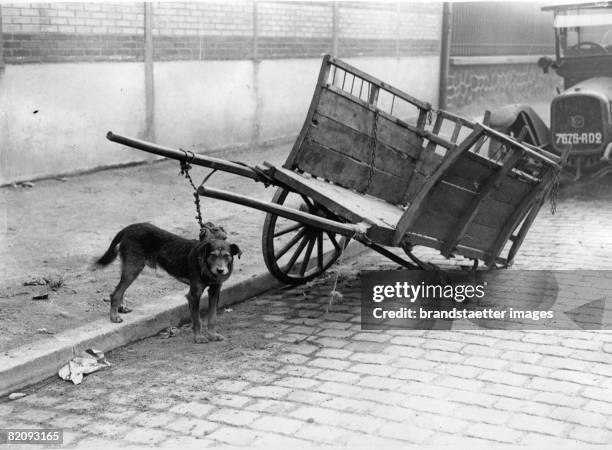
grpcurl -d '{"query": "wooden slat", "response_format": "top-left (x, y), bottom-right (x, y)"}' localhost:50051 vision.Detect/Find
top-left (426, 114), bottom-right (444, 153)
top-left (393, 126), bottom-right (485, 246)
top-left (376, 114), bottom-right (423, 158)
top-left (317, 88), bottom-right (374, 136)
top-left (450, 121), bottom-right (462, 143)
top-left (306, 114), bottom-right (416, 177)
top-left (328, 55), bottom-right (432, 111)
top-left (294, 141), bottom-right (410, 205)
top-left (442, 153), bottom-right (534, 204)
top-left (436, 109), bottom-right (478, 129)
top-left (411, 210), bottom-right (501, 249)
top-left (485, 166), bottom-right (557, 266)
top-left (323, 85), bottom-right (456, 151)
top-left (506, 196), bottom-right (546, 264)
top-left (266, 165), bottom-right (400, 245)
top-left (285, 54), bottom-right (333, 169)
top-left (365, 170), bottom-right (409, 205)
top-left (296, 140), bottom-right (369, 192)
top-left (441, 148), bottom-right (525, 257)
top-left (422, 184), bottom-right (515, 229)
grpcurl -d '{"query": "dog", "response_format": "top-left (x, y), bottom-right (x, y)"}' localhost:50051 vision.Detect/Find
top-left (95, 223), bottom-right (241, 343)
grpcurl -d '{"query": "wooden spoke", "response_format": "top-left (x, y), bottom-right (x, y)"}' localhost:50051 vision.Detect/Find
top-left (284, 235), bottom-right (310, 274)
top-left (273, 222), bottom-right (302, 238)
top-left (299, 236), bottom-right (317, 276)
top-left (317, 233), bottom-right (324, 270)
top-left (300, 194), bottom-right (315, 211)
top-left (275, 228), bottom-right (305, 260)
top-left (327, 231), bottom-right (341, 250)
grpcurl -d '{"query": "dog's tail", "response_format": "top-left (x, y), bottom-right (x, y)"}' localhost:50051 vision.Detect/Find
top-left (94, 229), bottom-right (125, 267)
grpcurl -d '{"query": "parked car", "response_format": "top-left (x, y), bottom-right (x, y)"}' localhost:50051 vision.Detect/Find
top-left (491, 1), bottom-right (612, 180)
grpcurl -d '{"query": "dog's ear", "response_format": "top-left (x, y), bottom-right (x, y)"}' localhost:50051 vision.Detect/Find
top-left (230, 243), bottom-right (242, 259)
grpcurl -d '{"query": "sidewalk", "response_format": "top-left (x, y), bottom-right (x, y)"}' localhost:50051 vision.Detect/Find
top-left (0, 142), bottom-right (292, 352)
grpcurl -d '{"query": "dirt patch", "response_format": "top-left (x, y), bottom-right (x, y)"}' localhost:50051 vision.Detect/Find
top-left (0, 144), bottom-right (289, 352)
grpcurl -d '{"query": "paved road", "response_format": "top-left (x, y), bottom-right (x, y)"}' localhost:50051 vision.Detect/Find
top-left (1, 177), bottom-right (612, 447)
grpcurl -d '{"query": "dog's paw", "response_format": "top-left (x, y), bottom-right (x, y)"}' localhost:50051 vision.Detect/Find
top-left (110, 315), bottom-right (123, 323)
top-left (206, 331), bottom-right (225, 342)
top-left (118, 306), bottom-right (132, 314)
top-left (194, 333), bottom-right (208, 344)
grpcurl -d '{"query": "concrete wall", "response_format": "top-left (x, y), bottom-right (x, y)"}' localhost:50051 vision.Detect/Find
top-left (0, 1), bottom-right (443, 184)
top-left (0, 54), bottom-right (441, 184)
top-left (0, 63), bottom-right (148, 183)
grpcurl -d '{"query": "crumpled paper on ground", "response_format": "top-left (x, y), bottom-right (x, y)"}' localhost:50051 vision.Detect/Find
top-left (58, 349), bottom-right (111, 385)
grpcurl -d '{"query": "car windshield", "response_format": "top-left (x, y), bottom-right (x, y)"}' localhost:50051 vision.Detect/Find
top-left (555, 7), bottom-right (612, 57)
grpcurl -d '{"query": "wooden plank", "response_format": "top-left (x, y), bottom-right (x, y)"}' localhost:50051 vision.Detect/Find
top-left (368, 84), bottom-right (380, 106)
top-left (393, 126), bottom-right (485, 246)
top-left (285, 55), bottom-right (333, 169)
top-left (376, 114), bottom-right (423, 158)
top-left (266, 165), bottom-right (400, 245)
top-left (410, 210), bottom-right (501, 250)
top-left (442, 153), bottom-right (534, 204)
top-left (441, 148), bottom-right (525, 257)
top-left (366, 170), bottom-right (409, 205)
top-left (506, 195), bottom-right (546, 264)
top-left (323, 85), bottom-right (455, 151)
top-left (486, 166), bottom-right (557, 266)
top-left (317, 88), bottom-right (374, 136)
top-left (450, 121), bottom-right (462, 143)
top-left (296, 140), bottom-right (369, 192)
top-left (307, 114), bottom-right (416, 177)
top-left (422, 184), bottom-right (515, 229)
top-left (295, 140), bottom-right (410, 205)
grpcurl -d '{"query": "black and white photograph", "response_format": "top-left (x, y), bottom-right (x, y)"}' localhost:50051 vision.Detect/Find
top-left (1, 0), bottom-right (611, 448)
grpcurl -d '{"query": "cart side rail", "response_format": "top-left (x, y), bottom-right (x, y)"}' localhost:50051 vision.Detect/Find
top-left (393, 123), bottom-right (567, 266)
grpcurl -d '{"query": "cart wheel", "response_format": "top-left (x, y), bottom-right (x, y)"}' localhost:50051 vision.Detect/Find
top-left (262, 188), bottom-right (349, 285)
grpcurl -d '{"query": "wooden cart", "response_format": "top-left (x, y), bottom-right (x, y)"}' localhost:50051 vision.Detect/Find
top-left (107, 55), bottom-right (568, 285)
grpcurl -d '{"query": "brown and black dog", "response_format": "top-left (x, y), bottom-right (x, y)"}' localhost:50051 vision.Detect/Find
top-left (95, 223), bottom-right (241, 343)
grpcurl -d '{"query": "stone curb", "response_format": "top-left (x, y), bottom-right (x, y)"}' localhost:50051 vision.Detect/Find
top-left (0, 243), bottom-right (367, 397)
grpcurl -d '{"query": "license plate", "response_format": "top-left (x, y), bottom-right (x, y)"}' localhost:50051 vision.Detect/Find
top-left (555, 132), bottom-right (602, 145)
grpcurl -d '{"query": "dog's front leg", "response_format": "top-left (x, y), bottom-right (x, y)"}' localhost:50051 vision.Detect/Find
top-left (206, 284), bottom-right (224, 341)
top-left (187, 283), bottom-right (206, 343)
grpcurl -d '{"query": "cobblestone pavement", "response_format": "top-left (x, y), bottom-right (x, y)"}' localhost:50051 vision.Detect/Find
top-left (1, 177), bottom-right (612, 447)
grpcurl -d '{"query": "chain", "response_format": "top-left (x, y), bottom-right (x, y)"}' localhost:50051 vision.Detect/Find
top-left (179, 149), bottom-right (205, 230)
top-left (549, 170), bottom-right (560, 215)
top-left (364, 110), bottom-right (379, 193)
top-left (549, 142), bottom-right (571, 215)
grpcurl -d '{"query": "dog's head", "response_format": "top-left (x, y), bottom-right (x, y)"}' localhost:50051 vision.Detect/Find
top-left (197, 238), bottom-right (242, 281)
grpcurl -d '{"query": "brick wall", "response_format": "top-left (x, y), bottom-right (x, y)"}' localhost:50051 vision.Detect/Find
top-left (446, 63), bottom-right (561, 114)
top-left (1, 3), bottom-right (144, 63)
top-left (0, 1), bottom-right (441, 64)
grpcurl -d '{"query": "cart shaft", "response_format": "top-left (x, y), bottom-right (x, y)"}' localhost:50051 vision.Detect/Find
top-left (197, 185), bottom-right (368, 238)
top-left (106, 131), bottom-right (265, 182)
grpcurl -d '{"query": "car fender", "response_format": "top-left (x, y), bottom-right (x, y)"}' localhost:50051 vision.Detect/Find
top-left (488, 104), bottom-right (550, 148)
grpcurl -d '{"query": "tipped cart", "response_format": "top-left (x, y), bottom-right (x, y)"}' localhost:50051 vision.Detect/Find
top-left (107, 55), bottom-right (567, 284)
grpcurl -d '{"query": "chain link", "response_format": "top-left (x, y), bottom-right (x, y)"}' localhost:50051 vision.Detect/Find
top-left (178, 149), bottom-right (206, 231)
top-left (549, 142), bottom-right (571, 215)
top-left (364, 110), bottom-right (378, 193)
